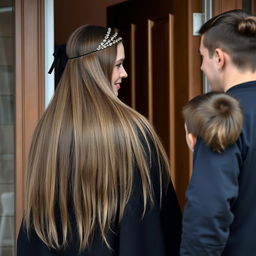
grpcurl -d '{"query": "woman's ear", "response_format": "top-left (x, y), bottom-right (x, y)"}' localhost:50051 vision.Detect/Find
top-left (187, 133), bottom-right (197, 151)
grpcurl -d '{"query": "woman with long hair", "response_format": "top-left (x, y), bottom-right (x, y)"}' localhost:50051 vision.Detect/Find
top-left (17, 25), bottom-right (182, 256)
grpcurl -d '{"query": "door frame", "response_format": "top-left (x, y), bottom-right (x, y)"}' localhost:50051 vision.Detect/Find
top-left (15, 0), bottom-right (45, 235)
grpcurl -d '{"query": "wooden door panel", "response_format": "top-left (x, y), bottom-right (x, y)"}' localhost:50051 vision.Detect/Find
top-left (214, 0), bottom-right (243, 15)
top-left (151, 17), bottom-right (172, 163)
top-left (107, 0), bottom-right (201, 208)
top-left (150, 16), bottom-right (176, 182)
top-left (134, 21), bottom-right (150, 118)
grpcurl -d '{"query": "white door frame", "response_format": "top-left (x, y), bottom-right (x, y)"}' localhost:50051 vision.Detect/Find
top-left (44, 0), bottom-right (55, 107)
top-left (201, 0), bottom-right (212, 93)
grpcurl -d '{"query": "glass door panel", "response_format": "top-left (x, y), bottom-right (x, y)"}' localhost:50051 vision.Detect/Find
top-left (0, 0), bottom-right (14, 255)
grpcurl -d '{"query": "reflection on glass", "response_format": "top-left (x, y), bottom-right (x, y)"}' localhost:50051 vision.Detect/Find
top-left (243, 0), bottom-right (252, 14)
top-left (0, 0), bottom-right (15, 255)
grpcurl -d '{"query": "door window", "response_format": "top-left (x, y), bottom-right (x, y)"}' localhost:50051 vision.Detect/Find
top-left (0, 0), bottom-right (15, 255)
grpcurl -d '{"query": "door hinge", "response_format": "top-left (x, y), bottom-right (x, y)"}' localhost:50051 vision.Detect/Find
top-left (192, 13), bottom-right (205, 36)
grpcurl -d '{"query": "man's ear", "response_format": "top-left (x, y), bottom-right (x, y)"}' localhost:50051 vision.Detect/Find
top-left (187, 133), bottom-right (197, 151)
top-left (214, 48), bottom-right (225, 69)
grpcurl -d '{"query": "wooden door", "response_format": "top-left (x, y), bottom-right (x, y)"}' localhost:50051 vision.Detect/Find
top-left (213, 0), bottom-right (242, 14)
top-left (213, 0), bottom-right (256, 16)
top-left (15, 0), bottom-right (45, 235)
top-left (107, 0), bottom-right (202, 208)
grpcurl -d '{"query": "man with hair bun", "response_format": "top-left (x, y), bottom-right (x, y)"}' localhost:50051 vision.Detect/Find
top-left (180, 9), bottom-right (256, 256)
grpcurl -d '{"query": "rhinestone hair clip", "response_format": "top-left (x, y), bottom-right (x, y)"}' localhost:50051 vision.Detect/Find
top-left (69, 27), bottom-right (122, 59)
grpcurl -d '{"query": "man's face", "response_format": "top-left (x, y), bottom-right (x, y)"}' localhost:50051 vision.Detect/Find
top-left (199, 36), bottom-right (223, 92)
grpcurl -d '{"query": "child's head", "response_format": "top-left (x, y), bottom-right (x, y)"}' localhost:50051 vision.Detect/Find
top-left (182, 92), bottom-right (243, 152)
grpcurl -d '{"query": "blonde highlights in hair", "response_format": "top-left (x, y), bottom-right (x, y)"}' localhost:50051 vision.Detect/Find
top-left (24, 25), bottom-right (170, 250)
top-left (238, 16), bottom-right (256, 34)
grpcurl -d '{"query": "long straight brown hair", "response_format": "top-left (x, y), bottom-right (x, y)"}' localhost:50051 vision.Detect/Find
top-left (24, 25), bottom-right (171, 250)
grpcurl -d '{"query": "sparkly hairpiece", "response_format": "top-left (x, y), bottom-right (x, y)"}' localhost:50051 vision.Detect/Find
top-left (69, 27), bottom-right (122, 59)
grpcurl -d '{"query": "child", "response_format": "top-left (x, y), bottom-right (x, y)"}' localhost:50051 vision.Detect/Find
top-left (182, 91), bottom-right (243, 152)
